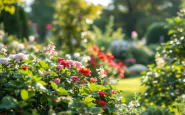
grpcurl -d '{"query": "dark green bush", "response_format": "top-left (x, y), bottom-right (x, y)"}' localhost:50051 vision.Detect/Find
top-left (142, 10), bottom-right (185, 106)
top-left (0, 5), bottom-right (30, 41)
top-left (145, 22), bottom-right (170, 44)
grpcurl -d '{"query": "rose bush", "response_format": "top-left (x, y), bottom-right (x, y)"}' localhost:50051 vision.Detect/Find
top-left (0, 43), bottom-right (140, 114)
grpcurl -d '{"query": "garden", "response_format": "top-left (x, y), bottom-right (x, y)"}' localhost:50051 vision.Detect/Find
top-left (0, 0), bottom-right (185, 114)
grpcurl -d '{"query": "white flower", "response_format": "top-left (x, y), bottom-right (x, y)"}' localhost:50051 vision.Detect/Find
top-left (182, 94), bottom-right (185, 99)
top-left (36, 83), bottom-right (47, 91)
top-left (18, 43), bottom-right (25, 50)
top-left (81, 56), bottom-right (91, 63)
top-left (29, 35), bottom-right (35, 42)
top-left (96, 67), bottom-right (107, 78)
top-left (8, 55), bottom-right (15, 60)
top-left (74, 52), bottom-right (80, 58)
top-left (0, 58), bottom-right (9, 65)
top-left (14, 53), bottom-right (28, 62)
top-left (0, 48), bottom-right (7, 55)
top-left (65, 54), bottom-right (71, 59)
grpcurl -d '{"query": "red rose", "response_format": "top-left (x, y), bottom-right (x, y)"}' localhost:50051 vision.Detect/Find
top-left (22, 65), bottom-right (28, 70)
top-left (98, 100), bottom-right (107, 107)
top-left (90, 77), bottom-right (97, 83)
top-left (82, 79), bottom-right (87, 83)
top-left (93, 45), bottom-right (100, 52)
top-left (98, 52), bottom-right (107, 61)
top-left (79, 68), bottom-right (91, 76)
top-left (98, 91), bottom-right (107, 97)
top-left (106, 53), bottom-right (114, 60)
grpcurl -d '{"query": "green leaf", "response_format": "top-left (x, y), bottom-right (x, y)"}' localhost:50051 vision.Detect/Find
top-left (0, 96), bottom-right (18, 109)
top-left (21, 89), bottom-right (28, 100)
top-left (51, 82), bottom-right (58, 90)
top-left (90, 107), bottom-right (101, 114)
top-left (90, 83), bottom-right (97, 91)
top-left (40, 61), bottom-right (48, 68)
top-left (168, 29), bottom-right (176, 35)
top-left (58, 87), bottom-right (69, 95)
top-left (84, 97), bottom-right (95, 103)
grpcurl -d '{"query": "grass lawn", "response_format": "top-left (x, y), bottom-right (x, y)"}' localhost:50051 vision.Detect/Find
top-left (115, 76), bottom-right (143, 103)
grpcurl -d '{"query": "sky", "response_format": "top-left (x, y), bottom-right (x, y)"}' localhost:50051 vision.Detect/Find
top-left (25, 0), bottom-right (111, 12)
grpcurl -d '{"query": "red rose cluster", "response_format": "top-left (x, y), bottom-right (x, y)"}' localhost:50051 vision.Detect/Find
top-left (88, 45), bottom-right (126, 78)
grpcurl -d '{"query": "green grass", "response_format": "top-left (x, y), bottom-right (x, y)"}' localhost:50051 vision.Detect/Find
top-left (115, 76), bottom-right (143, 103)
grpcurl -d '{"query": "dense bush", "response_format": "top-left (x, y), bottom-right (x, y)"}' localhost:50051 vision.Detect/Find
top-left (0, 5), bottom-right (30, 40)
top-left (142, 9), bottom-right (185, 106)
top-left (145, 22), bottom-right (170, 44)
top-left (111, 40), bottom-right (154, 65)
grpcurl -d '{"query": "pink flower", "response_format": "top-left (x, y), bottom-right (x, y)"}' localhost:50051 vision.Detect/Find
top-left (56, 65), bottom-right (63, 70)
top-left (67, 60), bottom-right (75, 67)
top-left (131, 31), bottom-right (138, 39)
top-left (71, 76), bottom-right (80, 83)
top-left (54, 78), bottom-right (60, 84)
top-left (46, 24), bottom-right (52, 29)
top-left (74, 61), bottom-right (82, 69)
top-left (111, 90), bottom-right (118, 94)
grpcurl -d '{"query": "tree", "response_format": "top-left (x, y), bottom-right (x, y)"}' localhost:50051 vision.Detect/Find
top-left (29, 0), bottom-right (55, 41)
top-left (0, 0), bottom-right (24, 14)
top-left (53, 0), bottom-right (102, 52)
top-left (108, 0), bottom-right (182, 37)
top-left (0, 5), bottom-right (30, 40)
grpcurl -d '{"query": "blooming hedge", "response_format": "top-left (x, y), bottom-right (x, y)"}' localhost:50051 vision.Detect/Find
top-left (0, 43), bottom-right (140, 114)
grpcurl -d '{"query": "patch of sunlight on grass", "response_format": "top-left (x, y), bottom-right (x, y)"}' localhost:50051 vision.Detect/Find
top-left (115, 76), bottom-right (143, 103)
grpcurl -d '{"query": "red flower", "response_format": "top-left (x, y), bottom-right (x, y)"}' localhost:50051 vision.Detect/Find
top-left (106, 53), bottom-right (114, 60)
top-left (98, 52), bottom-right (107, 61)
top-left (58, 57), bottom-right (64, 62)
top-left (90, 77), bottom-right (97, 83)
top-left (22, 65), bottom-right (28, 70)
top-left (79, 68), bottom-right (91, 76)
top-left (58, 58), bottom-right (70, 67)
top-left (98, 100), bottom-right (107, 107)
top-left (82, 79), bottom-right (87, 83)
top-left (98, 91), bottom-right (108, 97)
top-left (93, 45), bottom-right (100, 52)
top-left (88, 54), bottom-right (97, 67)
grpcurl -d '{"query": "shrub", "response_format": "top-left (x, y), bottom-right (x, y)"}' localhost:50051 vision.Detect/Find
top-left (145, 22), bottom-right (170, 44)
top-left (128, 64), bottom-right (148, 75)
top-left (0, 42), bottom-right (140, 114)
top-left (142, 9), bottom-right (185, 106)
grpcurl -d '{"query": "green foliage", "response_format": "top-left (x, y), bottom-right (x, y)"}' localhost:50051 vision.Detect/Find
top-left (53, 0), bottom-right (102, 52)
top-left (30, 0), bottom-right (55, 40)
top-left (0, 5), bottom-right (30, 40)
top-left (141, 105), bottom-right (173, 115)
top-left (0, 39), bottom-right (140, 114)
top-left (92, 16), bottom-right (124, 51)
top-left (0, 0), bottom-right (24, 14)
top-left (128, 45), bottom-right (154, 65)
top-left (142, 9), bottom-right (185, 106)
top-left (173, 96), bottom-right (185, 114)
top-left (145, 22), bottom-right (170, 44)
top-left (109, 0), bottom-right (182, 36)
top-left (128, 64), bottom-right (148, 75)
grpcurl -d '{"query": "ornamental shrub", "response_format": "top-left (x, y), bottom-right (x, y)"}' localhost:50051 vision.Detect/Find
top-left (142, 9), bottom-right (185, 106)
top-left (145, 22), bottom-right (170, 44)
top-left (0, 42), bottom-right (140, 114)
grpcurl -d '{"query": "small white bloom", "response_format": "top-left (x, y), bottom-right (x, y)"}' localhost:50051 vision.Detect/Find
top-left (36, 83), bottom-right (47, 91)
top-left (182, 94), bottom-right (185, 99)
top-left (74, 52), bottom-right (80, 58)
top-left (65, 54), bottom-right (71, 59)
top-left (0, 58), bottom-right (9, 65)
top-left (29, 35), bottom-right (35, 42)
